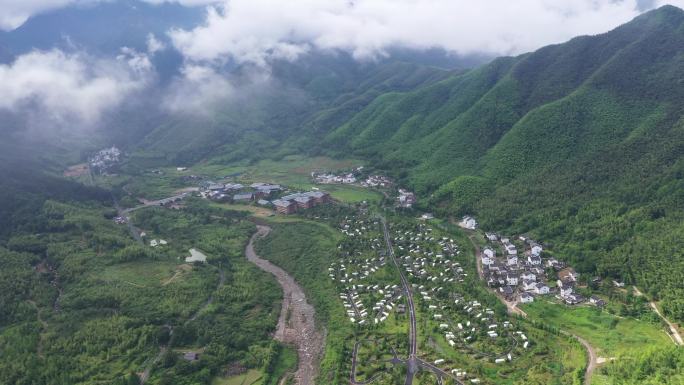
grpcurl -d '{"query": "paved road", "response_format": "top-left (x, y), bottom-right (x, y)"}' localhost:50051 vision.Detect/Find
top-left (122, 192), bottom-right (189, 214)
top-left (112, 194), bottom-right (144, 244)
top-left (415, 359), bottom-right (465, 385)
top-left (246, 225), bottom-right (324, 385)
top-left (379, 217), bottom-right (422, 385)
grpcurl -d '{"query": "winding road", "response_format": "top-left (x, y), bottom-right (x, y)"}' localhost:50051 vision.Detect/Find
top-left (246, 225), bottom-right (324, 385)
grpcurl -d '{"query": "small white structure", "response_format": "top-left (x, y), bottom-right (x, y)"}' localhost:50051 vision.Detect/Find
top-left (531, 244), bottom-right (543, 256)
top-left (506, 273), bottom-right (519, 286)
top-left (505, 244), bottom-right (517, 255)
top-left (534, 283), bottom-right (550, 295)
top-left (481, 250), bottom-right (495, 266)
top-left (507, 255), bottom-right (518, 266)
top-left (458, 216), bottom-right (478, 230)
top-left (186, 248), bottom-right (207, 263)
top-left (520, 292), bottom-right (534, 303)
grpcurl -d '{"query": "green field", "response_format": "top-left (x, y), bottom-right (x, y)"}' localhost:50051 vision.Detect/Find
top-left (95, 260), bottom-right (183, 287)
top-left (521, 301), bottom-right (672, 357)
top-left (212, 369), bottom-right (263, 385)
top-left (195, 155), bottom-right (363, 184)
top-left (263, 344), bottom-right (298, 385)
top-left (194, 155), bottom-right (384, 203)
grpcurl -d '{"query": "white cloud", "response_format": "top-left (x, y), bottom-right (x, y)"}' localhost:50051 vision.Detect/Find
top-left (146, 33), bottom-right (166, 54)
top-left (170, 0), bottom-right (684, 66)
top-left (0, 49), bottom-right (152, 124)
top-left (162, 64), bottom-right (235, 115)
top-left (0, 0), bottom-right (78, 30)
top-left (142, 0), bottom-right (218, 5)
top-left (0, 0), bottom-right (218, 31)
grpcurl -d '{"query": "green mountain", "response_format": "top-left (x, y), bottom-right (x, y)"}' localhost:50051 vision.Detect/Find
top-left (129, 55), bottom-right (455, 167)
top-left (121, 5), bottom-right (684, 322)
top-left (283, 5), bottom-right (684, 321)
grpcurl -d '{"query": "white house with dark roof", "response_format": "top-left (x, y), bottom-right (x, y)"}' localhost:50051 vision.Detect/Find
top-left (505, 244), bottom-right (517, 255)
top-left (521, 271), bottom-right (536, 281)
top-left (507, 254), bottom-right (518, 266)
top-left (506, 273), bottom-right (519, 286)
top-left (481, 250), bottom-right (495, 266)
top-left (531, 243), bottom-right (543, 257)
top-left (534, 283), bottom-right (550, 295)
top-left (558, 280), bottom-right (573, 297)
top-left (522, 279), bottom-right (537, 291)
top-left (528, 255), bottom-right (542, 265)
top-left (520, 292), bottom-right (534, 303)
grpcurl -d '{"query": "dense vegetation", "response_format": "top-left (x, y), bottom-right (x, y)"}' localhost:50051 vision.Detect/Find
top-left (121, 5), bottom-right (684, 323)
top-left (0, 193), bottom-right (283, 384)
top-left (599, 346), bottom-right (684, 384)
top-left (276, 6), bottom-right (684, 323)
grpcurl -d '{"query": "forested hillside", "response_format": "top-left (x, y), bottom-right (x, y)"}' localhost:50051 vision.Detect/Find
top-left (286, 6), bottom-right (684, 322)
top-left (123, 6), bottom-right (684, 322)
top-left (129, 56), bottom-right (454, 168)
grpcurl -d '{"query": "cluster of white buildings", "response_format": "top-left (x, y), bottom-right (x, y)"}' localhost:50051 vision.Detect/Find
top-left (389, 223), bottom-right (528, 370)
top-left (329, 217), bottom-right (407, 326)
top-left (481, 232), bottom-right (598, 306)
top-left (313, 172), bottom-right (357, 184)
top-left (397, 189), bottom-right (416, 208)
top-left (361, 175), bottom-right (393, 188)
top-left (89, 146), bottom-right (121, 174)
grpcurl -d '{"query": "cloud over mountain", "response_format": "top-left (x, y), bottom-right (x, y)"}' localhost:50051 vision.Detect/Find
top-left (0, 49), bottom-right (152, 124)
top-left (0, 0), bottom-right (217, 31)
top-left (169, 0), bottom-right (684, 66)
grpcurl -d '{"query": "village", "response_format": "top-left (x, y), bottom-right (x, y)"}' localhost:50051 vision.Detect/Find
top-left (89, 146), bottom-right (121, 174)
top-left (460, 216), bottom-right (607, 309)
top-left (312, 166), bottom-right (393, 189)
top-left (313, 168), bottom-right (420, 210)
top-left (98, 158), bottom-right (676, 385)
top-left (198, 181), bottom-right (333, 214)
top-left (99, 158), bottom-right (660, 385)
top-left (324, 208), bottom-right (544, 385)
top-left (389, 220), bottom-right (529, 370)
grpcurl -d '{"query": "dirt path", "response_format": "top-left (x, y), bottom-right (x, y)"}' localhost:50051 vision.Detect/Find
top-left (246, 225), bottom-right (324, 385)
top-left (569, 332), bottom-right (597, 385)
top-left (28, 300), bottom-right (48, 358)
top-left (634, 286), bottom-right (683, 346)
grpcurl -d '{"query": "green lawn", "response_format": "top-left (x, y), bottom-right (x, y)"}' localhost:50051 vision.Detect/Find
top-left (521, 301), bottom-right (672, 357)
top-left (321, 184), bottom-right (383, 203)
top-left (212, 369), bottom-right (263, 385)
top-left (192, 155), bottom-right (361, 184)
top-left (95, 260), bottom-right (181, 287)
